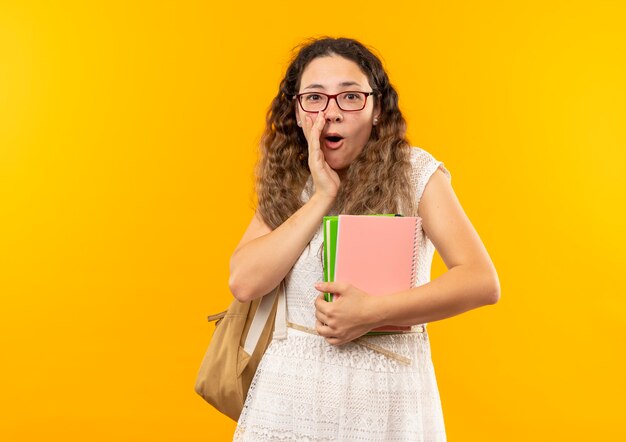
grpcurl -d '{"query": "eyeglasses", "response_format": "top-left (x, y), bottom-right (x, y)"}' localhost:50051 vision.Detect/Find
top-left (293, 91), bottom-right (375, 113)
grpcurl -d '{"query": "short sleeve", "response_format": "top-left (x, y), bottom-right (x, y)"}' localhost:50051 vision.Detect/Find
top-left (410, 147), bottom-right (451, 208)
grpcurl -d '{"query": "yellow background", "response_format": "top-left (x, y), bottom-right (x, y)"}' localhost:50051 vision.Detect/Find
top-left (1, 1), bottom-right (624, 440)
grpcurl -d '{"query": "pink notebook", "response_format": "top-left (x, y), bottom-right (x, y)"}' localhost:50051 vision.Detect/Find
top-left (334, 215), bottom-right (421, 333)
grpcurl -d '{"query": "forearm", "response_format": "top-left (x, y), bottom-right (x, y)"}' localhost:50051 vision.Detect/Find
top-left (373, 264), bottom-right (501, 327)
top-left (229, 193), bottom-right (334, 301)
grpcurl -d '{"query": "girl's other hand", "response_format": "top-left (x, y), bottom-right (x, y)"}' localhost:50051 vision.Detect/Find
top-left (313, 281), bottom-right (382, 346)
top-left (302, 111), bottom-right (340, 201)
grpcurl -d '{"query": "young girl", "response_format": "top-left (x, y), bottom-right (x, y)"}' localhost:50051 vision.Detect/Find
top-left (228, 37), bottom-right (500, 441)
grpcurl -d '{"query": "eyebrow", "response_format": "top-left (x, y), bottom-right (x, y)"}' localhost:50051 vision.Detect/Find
top-left (302, 81), bottom-right (362, 90)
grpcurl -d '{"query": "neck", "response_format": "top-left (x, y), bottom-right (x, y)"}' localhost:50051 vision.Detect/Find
top-left (336, 167), bottom-right (349, 180)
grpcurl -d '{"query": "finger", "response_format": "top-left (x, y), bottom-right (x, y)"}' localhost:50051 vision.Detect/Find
top-left (326, 337), bottom-right (343, 346)
top-left (315, 309), bottom-right (330, 326)
top-left (310, 111), bottom-right (325, 137)
top-left (324, 335), bottom-right (344, 346)
top-left (314, 293), bottom-right (329, 311)
top-left (315, 295), bottom-right (335, 320)
top-left (302, 114), bottom-right (314, 143)
top-left (315, 281), bottom-right (345, 294)
top-left (315, 319), bottom-right (333, 336)
top-left (307, 112), bottom-right (325, 151)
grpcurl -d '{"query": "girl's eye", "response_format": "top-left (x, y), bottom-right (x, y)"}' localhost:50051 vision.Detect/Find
top-left (305, 94), bottom-right (322, 101)
top-left (343, 93), bottom-right (362, 101)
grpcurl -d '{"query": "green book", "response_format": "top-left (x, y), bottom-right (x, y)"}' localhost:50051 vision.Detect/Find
top-left (322, 216), bottom-right (339, 302)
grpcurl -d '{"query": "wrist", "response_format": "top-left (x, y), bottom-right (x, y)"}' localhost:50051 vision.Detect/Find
top-left (310, 191), bottom-right (336, 209)
top-left (366, 294), bottom-right (389, 329)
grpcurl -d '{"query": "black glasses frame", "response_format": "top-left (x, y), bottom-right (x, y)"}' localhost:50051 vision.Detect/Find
top-left (292, 91), bottom-right (376, 113)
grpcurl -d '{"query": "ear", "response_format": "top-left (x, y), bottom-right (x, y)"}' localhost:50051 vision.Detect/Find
top-left (373, 101), bottom-right (381, 125)
top-left (295, 106), bottom-right (302, 128)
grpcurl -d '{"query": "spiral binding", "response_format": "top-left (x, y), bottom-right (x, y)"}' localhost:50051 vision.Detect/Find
top-left (409, 217), bottom-right (422, 287)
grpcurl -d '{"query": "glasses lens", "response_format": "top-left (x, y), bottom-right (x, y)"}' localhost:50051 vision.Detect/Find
top-left (299, 93), bottom-right (328, 112)
top-left (338, 92), bottom-right (366, 111)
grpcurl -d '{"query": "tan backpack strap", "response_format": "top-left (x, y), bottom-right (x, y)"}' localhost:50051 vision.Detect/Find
top-left (243, 285), bottom-right (279, 355)
top-left (207, 311), bottom-right (226, 322)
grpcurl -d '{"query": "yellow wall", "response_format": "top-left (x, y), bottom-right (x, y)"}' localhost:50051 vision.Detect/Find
top-left (1, 1), bottom-right (624, 440)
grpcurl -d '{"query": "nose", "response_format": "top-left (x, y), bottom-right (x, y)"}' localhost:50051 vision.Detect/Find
top-left (325, 97), bottom-right (343, 122)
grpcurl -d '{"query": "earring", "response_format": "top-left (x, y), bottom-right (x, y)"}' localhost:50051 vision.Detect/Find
top-left (373, 117), bottom-right (379, 125)
top-left (297, 121), bottom-right (302, 127)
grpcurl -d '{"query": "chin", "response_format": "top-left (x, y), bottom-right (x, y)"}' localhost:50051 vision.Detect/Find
top-left (326, 158), bottom-right (349, 171)
top-left (323, 150), bottom-right (350, 171)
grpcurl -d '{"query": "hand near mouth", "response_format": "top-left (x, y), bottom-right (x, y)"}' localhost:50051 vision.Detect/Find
top-left (302, 111), bottom-right (340, 201)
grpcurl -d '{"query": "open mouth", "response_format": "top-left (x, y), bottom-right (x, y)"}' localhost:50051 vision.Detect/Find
top-left (323, 135), bottom-right (344, 149)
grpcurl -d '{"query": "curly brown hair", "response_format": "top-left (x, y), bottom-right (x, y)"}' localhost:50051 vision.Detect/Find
top-left (256, 37), bottom-right (416, 229)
